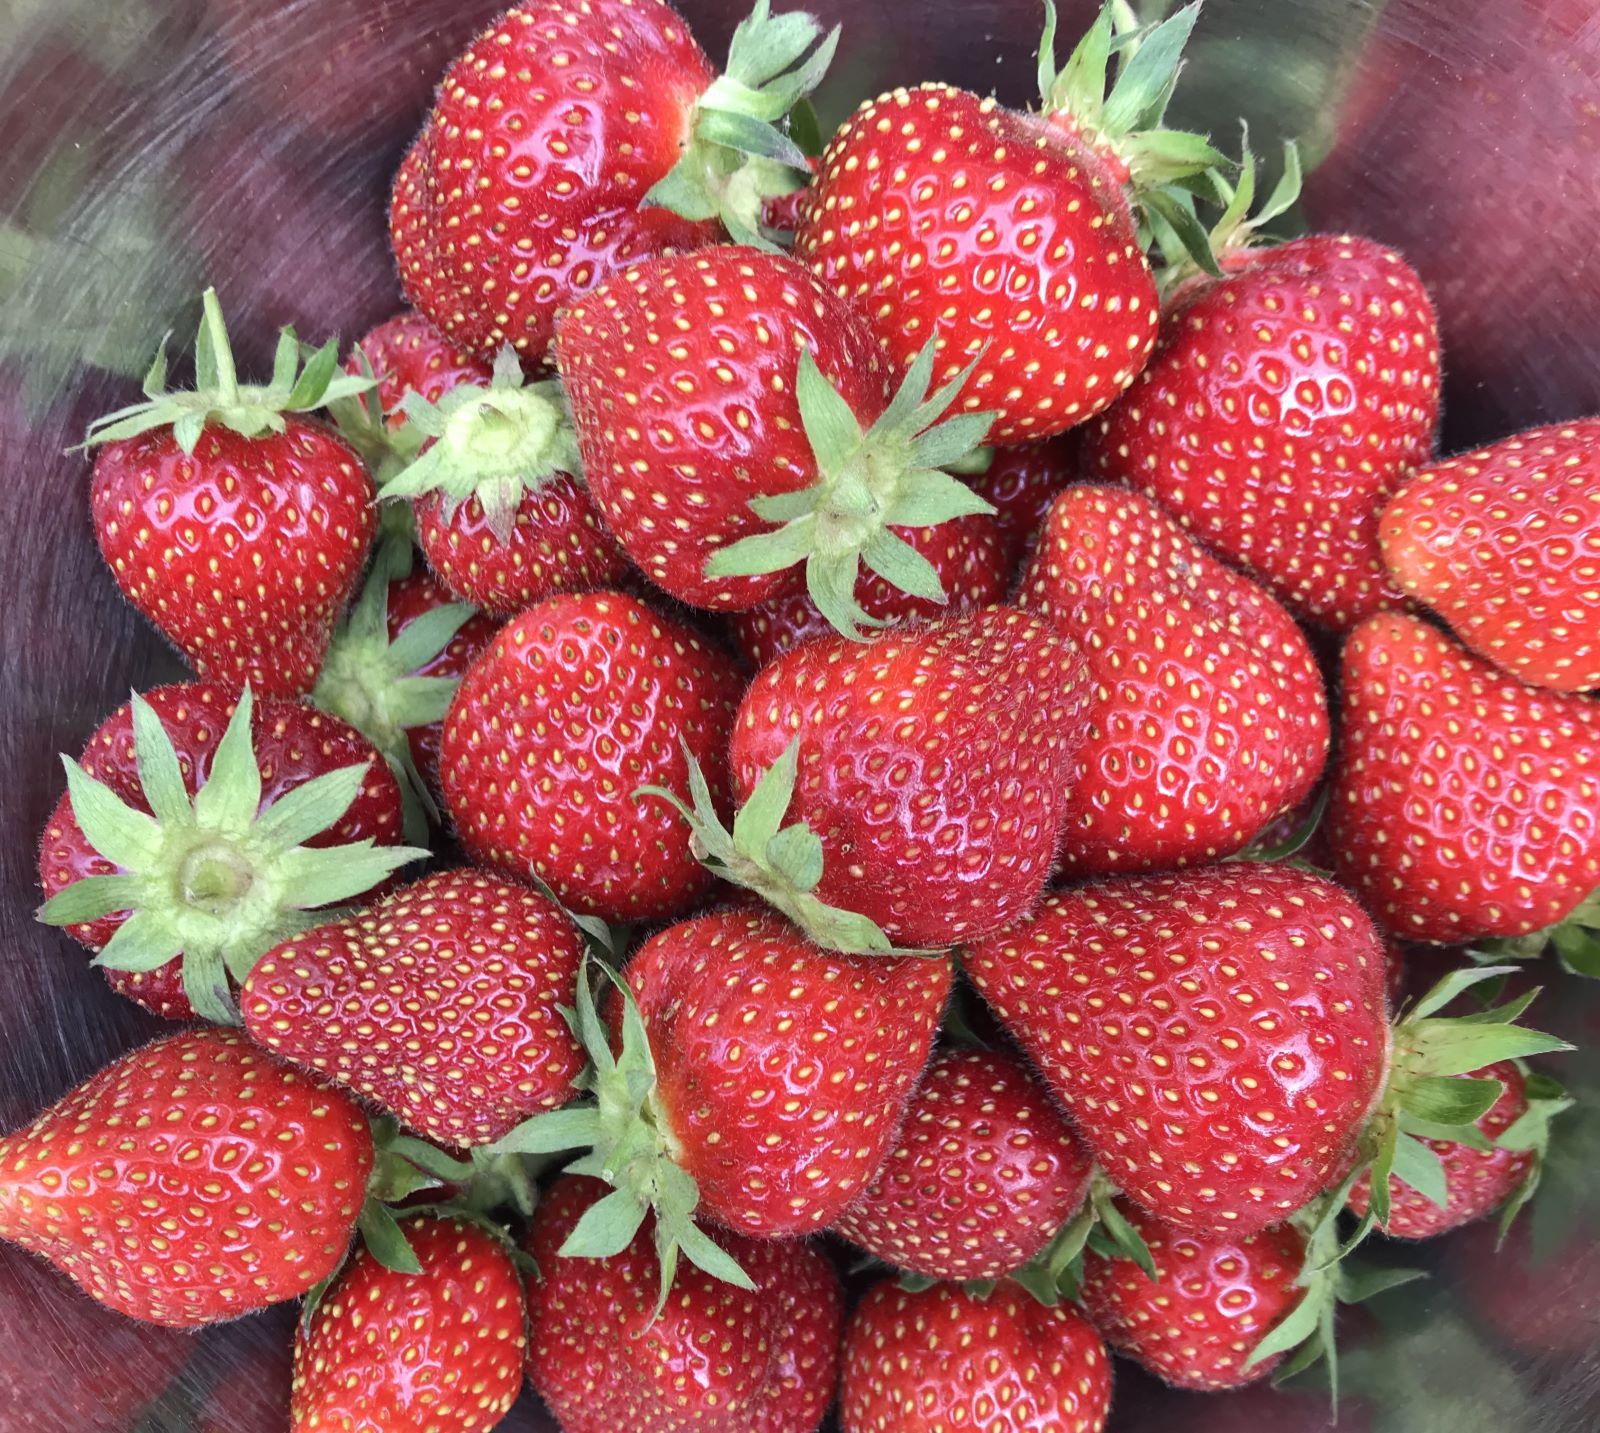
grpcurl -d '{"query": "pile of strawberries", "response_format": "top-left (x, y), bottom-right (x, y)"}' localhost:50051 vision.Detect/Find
top-left (6, 0), bottom-right (1599, 1429)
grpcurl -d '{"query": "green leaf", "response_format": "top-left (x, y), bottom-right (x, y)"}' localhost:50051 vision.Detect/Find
top-left (1243, 1286), bottom-right (1322, 1370)
top-left (1408, 1020), bottom-right (1573, 1076)
top-left (250, 764), bottom-right (369, 851)
top-left (1398, 1113), bottom-right (1492, 1151)
top-left (359, 1203), bottom-right (422, 1275)
top-left (487, 1104), bottom-right (604, 1157)
top-left (731, 737), bottom-right (799, 856)
top-left (1401, 1075), bottom-right (1504, 1128)
top-left (1338, 1263), bottom-right (1426, 1304)
top-left (1101, 1), bottom-right (1201, 134)
top-left (38, 874), bottom-right (142, 926)
top-left (274, 841), bottom-right (427, 909)
top-left (191, 688), bottom-right (262, 831)
top-left (1407, 964), bottom-right (1518, 1021)
top-left (129, 694), bottom-right (193, 826)
top-left (181, 944), bottom-right (239, 1027)
top-left (1047, 0), bottom-right (1112, 120)
top-left (676, 1219), bottom-right (756, 1289)
top-left (287, 338), bottom-right (340, 411)
top-left (881, 469), bottom-right (995, 528)
top-left (1141, 187), bottom-right (1220, 277)
top-left (90, 909), bottom-right (183, 973)
top-left (1389, 1133), bottom-right (1450, 1209)
top-left (805, 547), bottom-right (875, 643)
top-left (559, 1187), bottom-right (649, 1260)
top-left (1095, 1189), bottom-right (1156, 1280)
top-left (795, 348), bottom-right (864, 474)
top-left (696, 109), bottom-right (809, 169)
top-left (860, 529), bottom-right (946, 603)
top-left (61, 758), bottom-right (161, 871)
top-left (788, 96), bottom-right (824, 157)
top-left (384, 602), bottom-right (476, 676)
top-left (1036, 0), bottom-right (1062, 103)
top-left (704, 512), bottom-right (819, 580)
top-left (765, 822), bottom-right (824, 891)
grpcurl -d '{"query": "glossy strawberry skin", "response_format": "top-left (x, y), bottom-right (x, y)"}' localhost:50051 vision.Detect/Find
top-left (556, 246), bottom-right (891, 610)
top-left (968, 435), bottom-right (1081, 574)
top-left (1327, 612), bottom-right (1600, 942)
top-left (346, 310), bottom-right (492, 424)
top-left (832, 1045), bottom-right (1091, 1281)
top-left (393, 0), bottom-right (716, 365)
top-left (91, 421), bottom-right (375, 697)
top-left (291, 1215), bottom-right (525, 1433)
top-left (38, 682), bottom-right (407, 1021)
top-left (1087, 234), bottom-right (1440, 630)
top-left (0, 1029), bottom-right (372, 1327)
top-left (799, 84), bottom-right (1160, 445)
top-left (440, 590), bottom-right (741, 922)
top-left (243, 868), bottom-right (586, 1149)
top-left (1079, 1202), bottom-right (1306, 1391)
top-left (620, 908), bottom-right (951, 1238)
top-left (1019, 485), bottom-right (1329, 874)
top-left (730, 607), bottom-right (1090, 948)
top-left (527, 1174), bottom-right (842, 1433)
top-left (966, 864), bottom-right (1391, 1236)
top-left (839, 1278), bottom-right (1112, 1433)
top-left (1380, 419), bottom-right (1600, 692)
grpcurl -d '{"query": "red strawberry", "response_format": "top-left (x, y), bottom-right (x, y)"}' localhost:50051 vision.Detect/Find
top-left (527, 1173), bottom-right (842, 1433)
top-left (761, 155), bottom-right (818, 234)
top-left (1018, 485), bottom-right (1329, 874)
top-left (967, 435), bottom-right (1081, 573)
top-left (440, 589), bottom-right (741, 922)
top-left (1380, 419), bottom-right (1600, 692)
top-left (291, 1214), bottom-right (525, 1432)
top-left (1079, 1202), bottom-right (1307, 1391)
top-left (832, 1045), bottom-right (1092, 1281)
top-left (86, 290), bottom-right (378, 697)
top-left (1326, 611), bottom-right (1600, 943)
top-left (394, 0), bottom-right (835, 364)
top-left (839, 1278), bottom-right (1112, 1433)
top-left (38, 682), bottom-right (420, 1024)
top-left (965, 864), bottom-right (1391, 1236)
top-left (0, 1029), bottom-right (373, 1327)
top-left (243, 868), bottom-right (586, 1149)
top-left (346, 310), bottom-right (491, 425)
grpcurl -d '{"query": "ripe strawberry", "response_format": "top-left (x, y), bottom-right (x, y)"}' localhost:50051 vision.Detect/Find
top-left (965, 864), bottom-right (1390, 1236)
top-left (291, 1214), bottom-right (526, 1432)
top-left (839, 1278), bottom-right (1112, 1433)
top-left (797, 5), bottom-right (1224, 443)
top-left (38, 683), bottom-right (420, 1024)
top-left (394, 0), bottom-right (836, 364)
top-left (243, 868), bottom-right (586, 1149)
top-left (832, 1045), bottom-right (1092, 1281)
top-left (86, 290), bottom-right (378, 697)
top-left (1078, 1201), bottom-right (1307, 1391)
top-left (1326, 611), bottom-right (1600, 943)
top-left (1018, 485), bottom-right (1329, 874)
top-left (346, 310), bottom-right (491, 425)
top-left (527, 1174), bottom-right (842, 1433)
top-left (0, 1029), bottom-right (373, 1327)
top-left (967, 435), bottom-right (1081, 573)
top-left (1380, 418), bottom-right (1600, 692)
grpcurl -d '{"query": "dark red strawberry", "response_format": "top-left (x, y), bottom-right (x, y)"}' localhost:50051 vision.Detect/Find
top-left (761, 155), bottom-right (818, 234)
top-left (839, 1278), bottom-right (1112, 1433)
top-left (967, 435), bottom-right (1081, 573)
top-left (527, 1173), bottom-right (842, 1433)
top-left (38, 682), bottom-right (420, 1024)
top-left (291, 1214), bottom-right (525, 1432)
top-left (832, 1045), bottom-right (1092, 1281)
top-left (1380, 418), bottom-right (1600, 692)
top-left (1018, 485), bottom-right (1329, 874)
top-left (86, 290), bottom-right (378, 697)
top-left (346, 309), bottom-right (491, 425)
top-left (0, 1029), bottom-right (373, 1326)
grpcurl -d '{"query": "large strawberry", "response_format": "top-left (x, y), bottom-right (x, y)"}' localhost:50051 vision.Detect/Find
top-left (394, 0), bottom-right (835, 364)
top-left (527, 1174), bottom-right (842, 1433)
top-left (38, 683), bottom-right (422, 1024)
top-left (1380, 418), bottom-right (1600, 693)
top-left (1019, 485), bottom-right (1329, 873)
top-left (838, 1278), bottom-right (1112, 1433)
top-left (797, 3), bottom-right (1225, 443)
top-left (86, 289), bottom-right (378, 697)
top-left (967, 435), bottom-right (1081, 574)
top-left (439, 589), bottom-right (741, 922)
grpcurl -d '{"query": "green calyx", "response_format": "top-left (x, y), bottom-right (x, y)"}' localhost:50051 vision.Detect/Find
top-left (82, 288), bottom-right (374, 455)
top-left (37, 687), bottom-right (428, 1025)
top-left (647, 0), bottom-right (837, 249)
top-left (1477, 887), bottom-right (1600, 980)
top-left (324, 342), bottom-right (426, 489)
top-left (1008, 1167), bottom-right (1157, 1306)
top-left (704, 342), bottom-right (997, 640)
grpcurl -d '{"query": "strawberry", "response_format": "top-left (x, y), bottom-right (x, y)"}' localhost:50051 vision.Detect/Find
top-left (839, 1277), bottom-right (1112, 1433)
top-left (440, 589), bottom-right (742, 922)
top-left (38, 683), bottom-right (422, 1024)
top-left (290, 1214), bottom-right (526, 1433)
top-left (1326, 611), bottom-right (1600, 944)
top-left (1078, 1201), bottom-right (1307, 1391)
top-left (556, 245), bottom-right (994, 625)
top-left (1379, 418), bottom-right (1600, 692)
top-left (1018, 485), bottom-right (1329, 874)
top-left (967, 435), bottom-right (1081, 573)
top-left (86, 289), bottom-right (378, 697)
top-left (832, 1045), bottom-right (1092, 1281)
top-left (393, 0), bottom-right (836, 364)
top-left (526, 1173), bottom-right (842, 1433)
top-left (346, 310), bottom-right (491, 426)
top-left (797, 4), bottom-right (1225, 444)
top-left (242, 868), bottom-right (586, 1149)
top-left (0, 1029), bottom-right (373, 1327)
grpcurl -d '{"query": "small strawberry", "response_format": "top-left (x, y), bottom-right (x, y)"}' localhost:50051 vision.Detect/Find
top-left (526, 1173), bottom-right (842, 1433)
top-left (1018, 485), bottom-right (1329, 873)
top-left (967, 435), bottom-right (1081, 574)
top-left (38, 683), bottom-right (422, 1024)
top-left (1379, 418), bottom-right (1600, 692)
top-left (291, 1214), bottom-right (526, 1433)
top-left (761, 154), bottom-right (819, 235)
top-left (242, 868), bottom-right (586, 1149)
top-left (839, 1278), bottom-right (1112, 1433)
top-left (832, 1045), bottom-right (1092, 1281)
top-left (86, 289), bottom-right (378, 697)
top-left (346, 310), bottom-right (492, 426)
top-left (0, 1029), bottom-right (373, 1327)
top-left (440, 589), bottom-right (741, 922)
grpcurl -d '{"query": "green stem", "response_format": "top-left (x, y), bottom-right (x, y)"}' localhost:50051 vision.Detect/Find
top-left (201, 287), bottom-right (240, 407)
